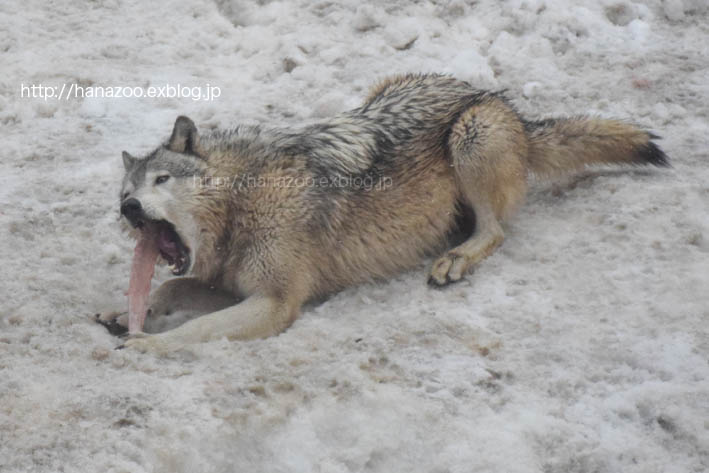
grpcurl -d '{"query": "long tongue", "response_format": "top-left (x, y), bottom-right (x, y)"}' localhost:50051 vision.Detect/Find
top-left (127, 229), bottom-right (159, 333)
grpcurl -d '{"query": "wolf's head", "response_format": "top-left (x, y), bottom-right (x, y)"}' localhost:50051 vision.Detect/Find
top-left (120, 116), bottom-right (207, 276)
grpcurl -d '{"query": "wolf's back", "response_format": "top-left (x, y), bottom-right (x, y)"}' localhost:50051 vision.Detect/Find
top-left (523, 117), bottom-right (669, 177)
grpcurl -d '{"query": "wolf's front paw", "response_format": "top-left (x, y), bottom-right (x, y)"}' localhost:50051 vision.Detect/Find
top-left (117, 333), bottom-right (182, 355)
top-left (94, 311), bottom-right (129, 335)
top-left (428, 251), bottom-right (471, 287)
top-left (118, 332), bottom-right (163, 353)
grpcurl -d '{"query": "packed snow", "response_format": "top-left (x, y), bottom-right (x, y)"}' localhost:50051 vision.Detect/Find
top-left (1, 0), bottom-right (708, 472)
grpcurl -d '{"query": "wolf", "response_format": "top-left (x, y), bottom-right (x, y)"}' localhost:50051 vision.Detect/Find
top-left (97, 73), bottom-right (668, 354)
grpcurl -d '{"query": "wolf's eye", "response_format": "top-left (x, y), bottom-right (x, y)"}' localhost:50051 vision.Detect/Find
top-left (155, 175), bottom-right (170, 185)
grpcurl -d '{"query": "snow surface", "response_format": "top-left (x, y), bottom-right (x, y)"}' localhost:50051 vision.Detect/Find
top-left (1, 0), bottom-right (708, 471)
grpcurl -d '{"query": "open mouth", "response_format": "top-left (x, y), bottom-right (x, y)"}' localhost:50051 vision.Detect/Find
top-left (133, 219), bottom-right (191, 276)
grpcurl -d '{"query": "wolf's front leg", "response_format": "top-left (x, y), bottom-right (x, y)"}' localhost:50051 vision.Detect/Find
top-left (145, 277), bottom-right (238, 322)
top-left (96, 277), bottom-right (237, 335)
top-left (121, 294), bottom-right (300, 355)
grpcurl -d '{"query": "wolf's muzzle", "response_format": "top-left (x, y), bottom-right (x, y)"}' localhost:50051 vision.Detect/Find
top-left (121, 198), bottom-right (144, 227)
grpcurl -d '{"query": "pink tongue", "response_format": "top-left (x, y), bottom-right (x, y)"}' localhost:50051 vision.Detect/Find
top-left (127, 229), bottom-right (159, 333)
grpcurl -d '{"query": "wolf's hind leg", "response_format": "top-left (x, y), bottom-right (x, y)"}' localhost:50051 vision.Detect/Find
top-left (428, 97), bottom-right (528, 286)
top-left (429, 202), bottom-right (505, 285)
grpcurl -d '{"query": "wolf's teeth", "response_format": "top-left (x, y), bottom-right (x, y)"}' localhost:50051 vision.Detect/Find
top-left (168, 263), bottom-right (177, 272)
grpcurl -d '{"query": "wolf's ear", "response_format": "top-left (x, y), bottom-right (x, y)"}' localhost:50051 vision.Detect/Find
top-left (122, 151), bottom-right (137, 171)
top-left (168, 116), bottom-right (200, 154)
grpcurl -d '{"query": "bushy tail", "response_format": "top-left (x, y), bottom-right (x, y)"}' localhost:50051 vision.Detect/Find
top-left (524, 117), bottom-right (669, 177)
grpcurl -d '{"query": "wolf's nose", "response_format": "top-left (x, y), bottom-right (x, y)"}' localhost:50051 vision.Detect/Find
top-left (120, 198), bottom-right (143, 224)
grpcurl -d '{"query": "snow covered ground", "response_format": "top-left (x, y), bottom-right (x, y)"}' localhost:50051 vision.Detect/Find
top-left (1, 0), bottom-right (708, 471)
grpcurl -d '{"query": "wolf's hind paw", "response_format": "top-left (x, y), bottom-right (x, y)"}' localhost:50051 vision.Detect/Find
top-left (428, 252), bottom-right (471, 287)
